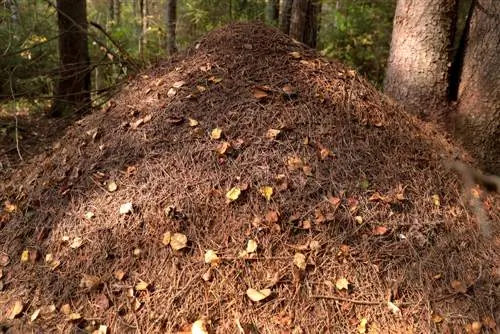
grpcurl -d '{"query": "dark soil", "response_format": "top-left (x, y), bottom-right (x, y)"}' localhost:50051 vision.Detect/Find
top-left (0, 22), bottom-right (498, 333)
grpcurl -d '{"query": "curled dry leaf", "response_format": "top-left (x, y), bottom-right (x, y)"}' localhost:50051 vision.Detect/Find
top-left (387, 301), bottom-right (401, 316)
top-left (80, 274), bottom-right (101, 289)
top-left (67, 313), bottom-right (81, 321)
top-left (253, 88), bottom-right (269, 100)
top-left (355, 216), bottom-right (363, 224)
top-left (172, 80), bottom-right (186, 88)
top-left (372, 226), bottom-right (388, 236)
top-left (267, 129), bottom-right (281, 139)
top-left (30, 308), bottom-right (41, 322)
top-left (319, 147), bottom-right (333, 160)
top-left (162, 231), bottom-right (172, 246)
top-left (114, 269), bottom-right (126, 281)
top-left (259, 186), bottom-right (273, 201)
top-left (451, 280), bottom-right (467, 294)
top-left (204, 250), bottom-right (220, 266)
top-left (70, 237), bottom-right (83, 249)
top-left (226, 187), bottom-right (241, 203)
top-left (210, 127), bottom-right (222, 140)
top-left (170, 233), bottom-right (188, 251)
top-left (188, 118), bottom-right (199, 127)
top-left (85, 211), bottom-right (95, 220)
top-left (335, 277), bottom-right (349, 291)
top-left (119, 202), bottom-right (133, 214)
top-left (289, 51), bottom-right (301, 59)
top-left (167, 88), bottom-right (177, 97)
top-left (293, 253), bottom-right (306, 270)
top-left (246, 288), bottom-right (271, 302)
top-left (107, 181), bottom-right (117, 192)
top-left (217, 141), bottom-right (231, 155)
top-left (208, 76), bottom-right (223, 84)
top-left (61, 304), bottom-right (71, 315)
top-left (135, 280), bottom-right (149, 291)
top-left (4, 201), bottom-right (17, 212)
top-left (246, 239), bottom-right (258, 253)
top-left (192, 318), bottom-right (210, 334)
top-left (287, 156), bottom-right (304, 170)
top-left (9, 300), bottom-right (23, 319)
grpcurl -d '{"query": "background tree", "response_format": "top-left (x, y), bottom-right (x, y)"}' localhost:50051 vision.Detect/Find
top-left (51, 0), bottom-right (90, 116)
top-left (289, 0), bottom-right (320, 47)
top-left (384, 0), bottom-right (458, 116)
top-left (452, 0), bottom-right (500, 173)
top-left (266, 0), bottom-right (279, 24)
top-left (280, 0), bottom-right (293, 34)
top-left (166, 0), bottom-right (178, 55)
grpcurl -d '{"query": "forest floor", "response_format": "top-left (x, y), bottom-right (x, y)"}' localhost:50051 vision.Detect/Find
top-left (0, 23), bottom-right (499, 334)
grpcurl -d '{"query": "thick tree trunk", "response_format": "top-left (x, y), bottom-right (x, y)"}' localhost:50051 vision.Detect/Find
top-left (109, 0), bottom-right (121, 24)
top-left (280, 0), bottom-right (293, 34)
top-left (290, 0), bottom-right (319, 48)
top-left (384, 0), bottom-right (458, 116)
top-left (51, 0), bottom-right (90, 116)
top-left (266, 0), bottom-right (279, 24)
top-left (454, 0), bottom-right (500, 173)
top-left (166, 0), bottom-right (178, 55)
top-left (138, 0), bottom-right (148, 57)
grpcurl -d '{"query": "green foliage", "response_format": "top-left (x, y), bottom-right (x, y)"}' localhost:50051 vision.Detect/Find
top-left (319, 0), bottom-right (396, 87)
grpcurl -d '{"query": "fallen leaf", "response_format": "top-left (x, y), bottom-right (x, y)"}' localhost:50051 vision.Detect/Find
top-left (369, 192), bottom-right (388, 202)
top-left (162, 231), bottom-right (172, 246)
top-left (432, 313), bottom-right (443, 323)
top-left (94, 325), bottom-right (108, 334)
top-left (482, 316), bottom-right (496, 330)
top-left (107, 181), bottom-right (118, 192)
top-left (191, 318), bottom-right (209, 334)
top-left (202, 268), bottom-right (213, 282)
top-left (266, 129), bottom-right (281, 139)
top-left (85, 211), bottom-right (95, 220)
top-left (339, 244), bottom-right (350, 255)
top-left (95, 294), bottom-right (110, 310)
top-left (30, 308), bottom-right (41, 322)
top-left (188, 118), bottom-right (199, 127)
top-left (372, 226), bottom-right (388, 236)
top-left (210, 127), bottom-right (222, 140)
top-left (335, 277), bottom-right (349, 290)
top-left (347, 197), bottom-right (359, 212)
top-left (282, 84), bottom-right (297, 97)
top-left (358, 318), bottom-right (368, 334)
top-left (50, 259), bottom-right (61, 270)
top-left (131, 298), bottom-right (142, 311)
top-left (287, 156), bottom-right (304, 170)
top-left (359, 180), bottom-right (370, 190)
top-left (135, 280), bottom-right (149, 291)
top-left (293, 253), bottom-right (306, 270)
top-left (167, 88), bottom-right (177, 97)
top-left (246, 288), bottom-right (271, 302)
top-left (387, 301), bottom-right (401, 316)
top-left (355, 216), bottom-right (363, 224)
top-left (432, 194), bottom-right (441, 207)
top-left (4, 201), bottom-right (17, 212)
top-left (204, 250), bottom-right (220, 266)
top-left (216, 141), bottom-right (231, 155)
top-left (253, 87), bottom-right (269, 100)
top-left (133, 248), bottom-right (142, 256)
top-left (119, 202), bottom-right (133, 214)
top-left (309, 240), bottom-right (320, 250)
top-left (70, 237), bottom-right (83, 249)
top-left (80, 274), bottom-right (101, 289)
top-left (451, 280), bottom-right (467, 294)
top-left (259, 186), bottom-right (273, 201)
top-left (170, 233), bottom-right (188, 251)
top-left (61, 304), bottom-right (71, 315)
top-left (172, 80), bottom-right (186, 88)
top-left (289, 51), bottom-right (301, 59)
top-left (302, 165), bottom-right (313, 177)
top-left (319, 147), bottom-right (332, 160)
top-left (226, 187), bottom-right (241, 202)
top-left (0, 254), bottom-right (10, 266)
top-left (467, 321), bottom-right (482, 334)
top-left (246, 239), bottom-right (258, 253)
top-left (265, 210), bottom-right (279, 223)
top-left (9, 300), bottom-right (23, 319)
top-left (114, 269), bottom-right (126, 281)
top-left (21, 250), bottom-right (29, 262)
top-left (67, 313), bottom-right (81, 321)
top-left (196, 85), bottom-right (207, 92)
top-left (208, 76), bottom-right (223, 84)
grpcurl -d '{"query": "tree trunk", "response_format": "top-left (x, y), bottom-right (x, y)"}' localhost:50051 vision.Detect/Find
top-left (453, 0), bottom-right (500, 173)
top-left (384, 0), bottom-right (458, 116)
top-left (290, 0), bottom-right (319, 48)
top-left (51, 0), bottom-right (91, 116)
top-left (266, 0), bottom-right (279, 24)
top-left (166, 0), bottom-right (178, 55)
top-left (280, 0), bottom-right (293, 34)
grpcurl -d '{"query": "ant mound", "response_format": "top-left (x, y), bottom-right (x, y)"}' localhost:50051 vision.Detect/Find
top-left (1, 22), bottom-right (498, 333)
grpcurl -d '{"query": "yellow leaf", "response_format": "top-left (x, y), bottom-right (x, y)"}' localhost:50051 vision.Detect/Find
top-left (4, 201), bottom-right (17, 212)
top-left (358, 318), bottom-right (368, 334)
top-left (266, 129), bottom-right (281, 139)
top-left (246, 288), bottom-right (271, 302)
top-left (84, 211), bottom-right (95, 220)
top-left (61, 304), bottom-right (71, 315)
top-left (135, 280), bottom-right (149, 291)
top-left (9, 300), bottom-right (23, 319)
top-left (289, 51), bottom-right (301, 59)
top-left (226, 187), bottom-right (241, 202)
top-left (259, 186), bottom-right (273, 201)
top-left (204, 250), bottom-right (220, 266)
top-left (170, 233), bottom-right (188, 251)
top-left (50, 259), bottom-right (61, 270)
top-left (210, 127), bottom-right (222, 140)
top-left (162, 231), bottom-right (172, 246)
top-left (355, 216), bottom-right (363, 224)
top-left (293, 253), bottom-right (306, 270)
top-left (67, 313), bottom-right (81, 321)
top-left (107, 181), bottom-right (118, 192)
top-left (21, 250), bottom-right (29, 262)
top-left (188, 118), bottom-right (199, 127)
top-left (246, 239), bottom-right (258, 253)
top-left (309, 240), bottom-right (320, 250)
top-left (335, 277), bottom-right (349, 290)
top-left (30, 308), bottom-right (41, 322)
top-left (192, 318), bottom-right (209, 334)
top-left (70, 237), bottom-right (83, 249)
top-left (431, 194), bottom-right (440, 207)
top-left (94, 325), bottom-right (108, 334)
top-left (216, 141), bottom-right (231, 155)
top-left (114, 269), bottom-right (126, 280)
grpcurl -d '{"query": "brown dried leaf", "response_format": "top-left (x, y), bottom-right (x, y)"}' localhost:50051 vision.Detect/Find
top-left (372, 226), bottom-right (388, 236)
top-left (451, 280), bottom-right (467, 293)
top-left (170, 233), bottom-right (188, 251)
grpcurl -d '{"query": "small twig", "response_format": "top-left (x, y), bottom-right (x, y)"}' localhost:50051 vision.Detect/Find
top-left (14, 114), bottom-right (23, 161)
top-left (311, 294), bottom-right (382, 305)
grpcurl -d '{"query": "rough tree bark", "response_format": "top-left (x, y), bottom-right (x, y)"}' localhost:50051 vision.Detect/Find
top-left (453, 0), bottom-right (500, 173)
top-left (267, 0), bottom-right (279, 24)
top-left (138, 0), bottom-right (148, 56)
top-left (166, 0), bottom-right (178, 55)
top-left (289, 0), bottom-right (320, 48)
top-left (384, 0), bottom-right (458, 116)
top-left (51, 0), bottom-right (90, 116)
top-left (280, 0), bottom-right (293, 34)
